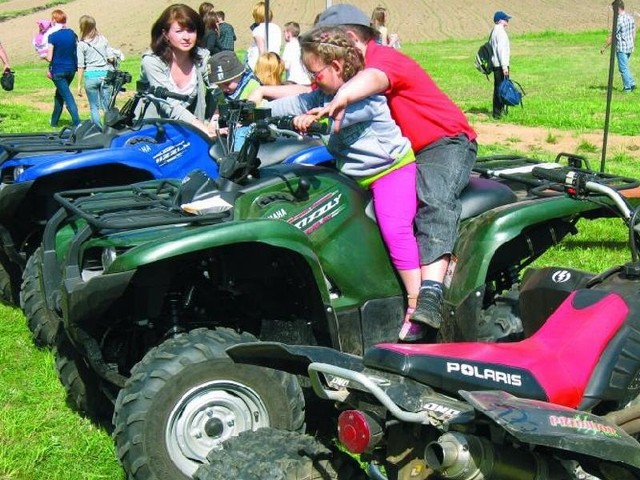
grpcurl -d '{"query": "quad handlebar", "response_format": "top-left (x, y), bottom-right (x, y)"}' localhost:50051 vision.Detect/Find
top-left (533, 166), bottom-right (640, 261)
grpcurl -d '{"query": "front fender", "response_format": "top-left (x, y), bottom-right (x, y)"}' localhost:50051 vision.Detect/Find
top-left (109, 218), bottom-right (329, 301)
top-left (18, 148), bottom-right (162, 181)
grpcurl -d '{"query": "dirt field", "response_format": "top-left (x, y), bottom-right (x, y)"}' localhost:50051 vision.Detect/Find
top-left (2, 0), bottom-right (637, 159)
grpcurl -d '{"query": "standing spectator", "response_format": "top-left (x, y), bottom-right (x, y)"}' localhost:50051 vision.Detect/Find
top-left (601, 1), bottom-right (636, 92)
top-left (216, 11), bottom-right (236, 51)
top-left (370, 6), bottom-right (389, 46)
top-left (281, 21), bottom-right (310, 85)
top-left (314, 4), bottom-right (477, 341)
top-left (254, 51), bottom-right (284, 85)
top-left (46, 9), bottom-right (81, 127)
top-left (140, 4), bottom-right (214, 136)
top-left (0, 38), bottom-right (10, 72)
top-left (76, 15), bottom-right (116, 127)
top-left (370, 6), bottom-right (400, 49)
top-left (490, 11), bottom-right (511, 119)
top-left (245, 1), bottom-right (282, 71)
top-left (202, 10), bottom-right (220, 55)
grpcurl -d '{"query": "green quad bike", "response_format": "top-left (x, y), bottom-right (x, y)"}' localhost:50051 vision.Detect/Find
top-left (33, 104), bottom-right (638, 479)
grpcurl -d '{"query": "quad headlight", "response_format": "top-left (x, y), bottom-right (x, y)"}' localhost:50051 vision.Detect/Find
top-left (101, 247), bottom-right (118, 271)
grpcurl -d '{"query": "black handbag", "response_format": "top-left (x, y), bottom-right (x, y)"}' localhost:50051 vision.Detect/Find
top-left (1, 69), bottom-right (14, 91)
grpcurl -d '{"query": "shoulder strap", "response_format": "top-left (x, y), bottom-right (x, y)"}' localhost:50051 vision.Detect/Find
top-left (83, 40), bottom-right (109, 63)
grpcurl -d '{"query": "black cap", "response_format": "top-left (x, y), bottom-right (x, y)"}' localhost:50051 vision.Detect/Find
top-left (208, 51), bottom-right (245, 84)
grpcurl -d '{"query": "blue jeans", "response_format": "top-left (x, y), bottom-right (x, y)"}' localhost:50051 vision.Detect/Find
top-left (617, 51), bottom-right (636, 90)
top-left (415, 134), bottom-right (477, 265)
top-left (51, 71), bottom-right (81, 127)
top-left (84, 74), bottom-right (112, 127)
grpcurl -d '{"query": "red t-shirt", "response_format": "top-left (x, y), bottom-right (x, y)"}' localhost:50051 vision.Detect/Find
top-left (365, 41), bottom-right (477, 152)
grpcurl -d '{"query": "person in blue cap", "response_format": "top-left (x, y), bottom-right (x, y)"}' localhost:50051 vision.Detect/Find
top-left (490, 10), bottom-right (512, 119)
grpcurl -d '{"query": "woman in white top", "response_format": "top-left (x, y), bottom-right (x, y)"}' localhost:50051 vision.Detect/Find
top-left (245, 1), bottom-right (282, 71)
top-left (139, 4), bottom-right (213, 135)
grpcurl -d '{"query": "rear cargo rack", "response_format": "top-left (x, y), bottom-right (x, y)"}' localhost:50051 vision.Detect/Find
top-left (474, 153), bottom-right (639, 197)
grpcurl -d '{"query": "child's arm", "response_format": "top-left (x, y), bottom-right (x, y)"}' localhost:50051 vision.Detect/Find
top-left (268, 91), bottom-right (317, 117)
top-left (314, 68), bottom-right (388, 131)
top-left (247, 84), bottom-right (312, 104)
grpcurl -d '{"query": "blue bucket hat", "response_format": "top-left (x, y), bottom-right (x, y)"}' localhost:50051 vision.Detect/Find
top-left (494, 11), bottom-right (512, 23)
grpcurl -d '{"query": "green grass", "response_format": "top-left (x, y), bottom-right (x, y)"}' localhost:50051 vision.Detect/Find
top-left (0, 1), bottom-right (72, 21)
top-left (0, 306), bottom-right (123, 479)
top-left (0, 29), bottom-right (638, 479)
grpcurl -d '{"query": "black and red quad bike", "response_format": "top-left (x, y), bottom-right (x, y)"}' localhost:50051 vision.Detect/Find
top-left (199, 166), bottom-right (640, 480)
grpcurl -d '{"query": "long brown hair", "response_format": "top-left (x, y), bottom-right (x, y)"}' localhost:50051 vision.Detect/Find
top-left (78, 15), bottom-right (98, 41)
top-left (150, 4), bottom-right (205, 64)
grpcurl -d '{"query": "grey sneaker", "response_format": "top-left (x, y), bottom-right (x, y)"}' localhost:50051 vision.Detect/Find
top-left (410, 287), bottom-right (444, 329)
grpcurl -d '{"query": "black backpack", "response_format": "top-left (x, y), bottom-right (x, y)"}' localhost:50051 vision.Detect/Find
top-left (475, 31), bottom-right (494, 79)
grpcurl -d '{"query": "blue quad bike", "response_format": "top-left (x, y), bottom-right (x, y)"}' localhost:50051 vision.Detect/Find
top-left (0, 86), bottom-right (331, 318)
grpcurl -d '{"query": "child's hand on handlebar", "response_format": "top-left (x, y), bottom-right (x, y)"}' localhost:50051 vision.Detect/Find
top-left (293, 113), bottom-right (321, 133)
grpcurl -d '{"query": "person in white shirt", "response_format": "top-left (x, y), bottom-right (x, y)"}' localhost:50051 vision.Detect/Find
top-left (281, 21), bottom-right (310, 85)
top-left (490, 10), bottom-right (511, 119)
top-left (245, 1), bottom-right (282, 71)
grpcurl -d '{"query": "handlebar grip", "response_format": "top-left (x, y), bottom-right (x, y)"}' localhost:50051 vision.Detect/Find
top-left (532, 166), bottom-right (571, 184)
top-left (149, 86), bottom-right (191, 102)
top-left (305, 121), bottom-right (330, 135)
top-left (273, 116), bottom-right (330, 135)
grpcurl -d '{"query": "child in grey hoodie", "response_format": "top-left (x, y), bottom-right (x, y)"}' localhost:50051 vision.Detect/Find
top-left (268, 25), bottom-right (422, 342)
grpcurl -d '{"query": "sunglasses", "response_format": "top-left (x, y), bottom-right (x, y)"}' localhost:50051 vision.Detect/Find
top-left (307, 64), bottom-right (331, 80)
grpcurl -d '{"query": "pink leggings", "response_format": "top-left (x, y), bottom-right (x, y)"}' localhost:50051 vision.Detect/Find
top-left (370, 163), bottom-right (420, 270)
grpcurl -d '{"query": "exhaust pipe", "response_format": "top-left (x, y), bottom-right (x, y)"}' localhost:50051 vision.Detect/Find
top-left (424, 432), bottom-right (565, 480)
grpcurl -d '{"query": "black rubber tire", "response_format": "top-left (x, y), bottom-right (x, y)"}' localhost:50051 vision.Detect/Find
top-left (194, 427), bottom-right (368, 480)
top-left (0, 261), bottom-right (16, 306)
top-left (20, 246), bottom-right (61, 348)
top-left (112, 328), bottom-right (305, 480)
top-left (54, 332), bottom-right (114, 421)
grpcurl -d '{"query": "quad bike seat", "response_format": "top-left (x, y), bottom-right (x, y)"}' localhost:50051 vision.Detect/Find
top-left (364, 176), bottom-right (517, 223)
top-left (208, 136), bottom-right (330, 168)
top-left (364, 289), bottom-right (628, 408)
top-left (460, 176), bottom-right (517, 220)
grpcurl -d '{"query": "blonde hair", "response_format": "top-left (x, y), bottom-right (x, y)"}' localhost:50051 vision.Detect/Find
top-left (254, 52), bottom-right (284, 85)
top-left (252, 1), bottom-right (273, 24)
top-left (78, 15), bottom-right (98, 41)
top-left (299, 26), bottom-right (364, 82)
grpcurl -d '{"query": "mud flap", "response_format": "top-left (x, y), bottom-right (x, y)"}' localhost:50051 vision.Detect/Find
top-left (461, 390), bottom-right (640, 471)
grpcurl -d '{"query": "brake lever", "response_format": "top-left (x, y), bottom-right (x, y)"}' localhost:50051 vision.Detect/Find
top-left (268, 124), bottom-right (303, 140)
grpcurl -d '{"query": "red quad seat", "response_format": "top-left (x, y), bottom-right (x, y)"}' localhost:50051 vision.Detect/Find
top-left (364, 290), bottom-right (628, 408)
